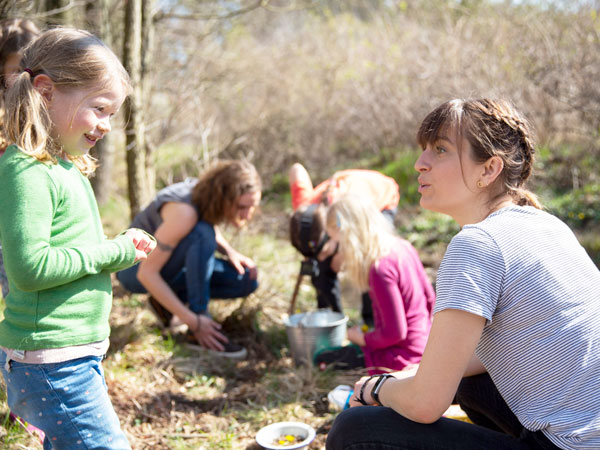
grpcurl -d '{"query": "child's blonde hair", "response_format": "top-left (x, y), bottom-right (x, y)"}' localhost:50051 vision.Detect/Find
top-left (326, 195), bottom-right (397, 291)
top-left (4, 27), bottom-right (131, 175)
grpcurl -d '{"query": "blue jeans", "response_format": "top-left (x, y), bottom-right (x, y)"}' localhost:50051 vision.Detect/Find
top-left (117, 221), bottom-right (258, 314)
top-left (326, 373), bottom-right (560, 450)
top-left (0, 351), bottom-right (130, 450)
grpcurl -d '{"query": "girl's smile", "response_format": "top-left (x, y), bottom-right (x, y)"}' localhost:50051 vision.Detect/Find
top-left (35, 75), bottom-right (126, 157)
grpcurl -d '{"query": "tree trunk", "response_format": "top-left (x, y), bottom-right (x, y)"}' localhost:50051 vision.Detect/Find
top-left (86, 0), bottom-right (115, 205)
top-left (44, 0), bottom-right (72, 25)
top-left (142, 0), bottom-right (155, 199)
top-left (122, 0), bottom-right (148, 219)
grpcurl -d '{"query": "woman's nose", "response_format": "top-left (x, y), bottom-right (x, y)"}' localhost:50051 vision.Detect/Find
top-left (414, 150), bottom-right (430, 172)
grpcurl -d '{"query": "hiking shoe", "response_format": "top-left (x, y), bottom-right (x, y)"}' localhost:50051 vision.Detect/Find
top-left (327, 385), bottom-right (353, 411)
top-left (184, 332), bottom-right (248, 360)
top-left (148, 296), bottom-right (172, 329)
top-left (209, 342), bottom-right (247, 360)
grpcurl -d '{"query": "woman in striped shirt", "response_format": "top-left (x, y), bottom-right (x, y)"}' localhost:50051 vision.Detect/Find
top-left (326, 99), bottom-right (600, 450)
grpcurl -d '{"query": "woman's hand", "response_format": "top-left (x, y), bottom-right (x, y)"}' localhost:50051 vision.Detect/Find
top-left (348, 375), bottom-right (377, 407)
top-left (347, 325), bottom-right (366, 347)
top-left (228, 249), bottom-right (258, 278)
top-left (215, 228), bottom-right (258, 279)
top-left (192, 315), bottom-right (229, 351)
top-left (124, 228), bottom-right (156, 262)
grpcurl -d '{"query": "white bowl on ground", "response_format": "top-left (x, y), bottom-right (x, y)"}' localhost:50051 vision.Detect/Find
top-left (256, 421), bottom-right (316, 450)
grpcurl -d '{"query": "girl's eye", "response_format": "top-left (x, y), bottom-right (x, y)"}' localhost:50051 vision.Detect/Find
top-left (95, 106), bottom-right (104, 112)
top-left (436, 146), bottom-right (447, 154)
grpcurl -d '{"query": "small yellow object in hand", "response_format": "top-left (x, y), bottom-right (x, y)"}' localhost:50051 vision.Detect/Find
top-left (361, 324), bottom-right (369, 333)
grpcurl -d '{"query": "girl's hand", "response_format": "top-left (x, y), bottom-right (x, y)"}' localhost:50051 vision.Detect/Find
top-left (192, 315), bottom-right (229, 351)
top-left (124, 228), bottom-right (157, 262)
top-left (347, 325), bottom-right (366, 347)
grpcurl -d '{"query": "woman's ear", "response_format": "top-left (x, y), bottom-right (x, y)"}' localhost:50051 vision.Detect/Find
top-left (481, 155), bottom-right (504, 185)
top-left (32, 74), bottom-right (54, 101)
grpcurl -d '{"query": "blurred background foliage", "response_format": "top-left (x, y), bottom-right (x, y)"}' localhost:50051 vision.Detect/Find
top-left (145, 0), bottom-right (600, 246)
top-left (2, 0), bottom-right (599, 262)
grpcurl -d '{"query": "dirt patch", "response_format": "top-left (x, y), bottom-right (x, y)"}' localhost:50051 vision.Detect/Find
top-left (103, 208), bottom-right (441, 449)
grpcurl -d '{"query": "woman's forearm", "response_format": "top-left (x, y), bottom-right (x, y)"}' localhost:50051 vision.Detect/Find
top-left (355, 309), bottom-right (487, 423)
top-left (137, 268), bottom-right (196, 328)
top-left (214, 226), bottom-right (231, 255)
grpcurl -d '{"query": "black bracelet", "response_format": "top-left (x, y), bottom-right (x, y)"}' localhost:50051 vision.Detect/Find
top-left (358, 375), bottom-right (378, 405)
top-left (371, 374), bottom-right (395, 406)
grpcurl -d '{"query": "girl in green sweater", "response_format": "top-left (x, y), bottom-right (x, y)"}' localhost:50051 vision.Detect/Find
top-left (0, 28), bottom-right (155, 449)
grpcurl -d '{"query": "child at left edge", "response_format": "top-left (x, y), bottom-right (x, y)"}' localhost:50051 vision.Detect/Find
top-left (0, 28), bottom-right (155, 449)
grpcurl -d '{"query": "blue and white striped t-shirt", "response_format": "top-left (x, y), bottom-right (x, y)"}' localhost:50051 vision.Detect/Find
top-left (434, 205), bottom-right (600, 450)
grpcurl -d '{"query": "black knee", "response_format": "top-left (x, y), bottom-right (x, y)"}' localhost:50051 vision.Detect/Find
top-left (326, 408), bottom-right (364, 450)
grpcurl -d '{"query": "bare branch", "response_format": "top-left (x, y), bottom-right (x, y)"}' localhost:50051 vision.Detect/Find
top-left (262, 0), bottom-right (316, 13)
top-left (154, 0), bottom-right (267, 22)
top-left (28, 0), bottom-right (87, 19)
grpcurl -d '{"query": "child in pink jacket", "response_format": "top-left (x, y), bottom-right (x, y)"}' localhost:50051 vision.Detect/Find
top-left (316, 194), bottom-right (435, 375)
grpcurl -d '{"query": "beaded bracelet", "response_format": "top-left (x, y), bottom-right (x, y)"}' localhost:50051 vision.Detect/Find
top-left (357, 375), bottom-right (379, 405)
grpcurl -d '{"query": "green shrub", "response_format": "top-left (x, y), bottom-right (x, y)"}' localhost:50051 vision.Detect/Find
top-left (262, 171), bottom-right (292, 209)
top-left (545, 184), bottom-right (600, 229)
top-left (378, 148), bottom-right (421, 207)
top-left (397, 209), bottom-right (459, 250)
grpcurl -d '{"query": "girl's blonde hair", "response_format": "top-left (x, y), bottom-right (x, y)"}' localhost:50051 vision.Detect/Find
top-left (4, 27), bottom-right (131, 175)
top-left (417, 98), bottom-right (541, 209)
top-left (326, 194), bottom-right (396, 291)
top-left (192, 159), bottom-right (261, 225)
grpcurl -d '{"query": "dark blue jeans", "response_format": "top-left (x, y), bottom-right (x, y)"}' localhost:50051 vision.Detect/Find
top-left (117, 221), bottom-right (258, 314)
top-left (326, 373), bottom-right (560, 450)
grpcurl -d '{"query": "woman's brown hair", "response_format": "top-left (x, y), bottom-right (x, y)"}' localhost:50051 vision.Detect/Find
top-left (0, 19), bottom-right (39, 88)
top-left (0, 18), bottom-right (40, 152)
top-left (417, 98), bottom-right (541, 209)
top-left (191, 159), bottom-right (261, 225)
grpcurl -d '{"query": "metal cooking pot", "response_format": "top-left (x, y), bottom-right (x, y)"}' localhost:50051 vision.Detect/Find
top-left (283, 309), bottom-right (348, 366)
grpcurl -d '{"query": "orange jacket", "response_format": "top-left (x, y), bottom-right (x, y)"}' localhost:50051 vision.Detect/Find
top-left (291, 169), bottom-right (400, 211)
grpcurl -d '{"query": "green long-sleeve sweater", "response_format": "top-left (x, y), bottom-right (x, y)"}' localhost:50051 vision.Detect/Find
top-left (0, 145), bottom-right (137, 350)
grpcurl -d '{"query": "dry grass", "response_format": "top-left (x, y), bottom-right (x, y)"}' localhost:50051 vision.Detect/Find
top-left (0, 207), bottom-right (448, 449)
top-left (104, 212), bottom-right (349, 449)
top-left (0, 209), bottom-right (364, 449)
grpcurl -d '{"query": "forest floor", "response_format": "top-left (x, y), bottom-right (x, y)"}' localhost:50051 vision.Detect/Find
top-left (0, 206), bottom-right (457, 450)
